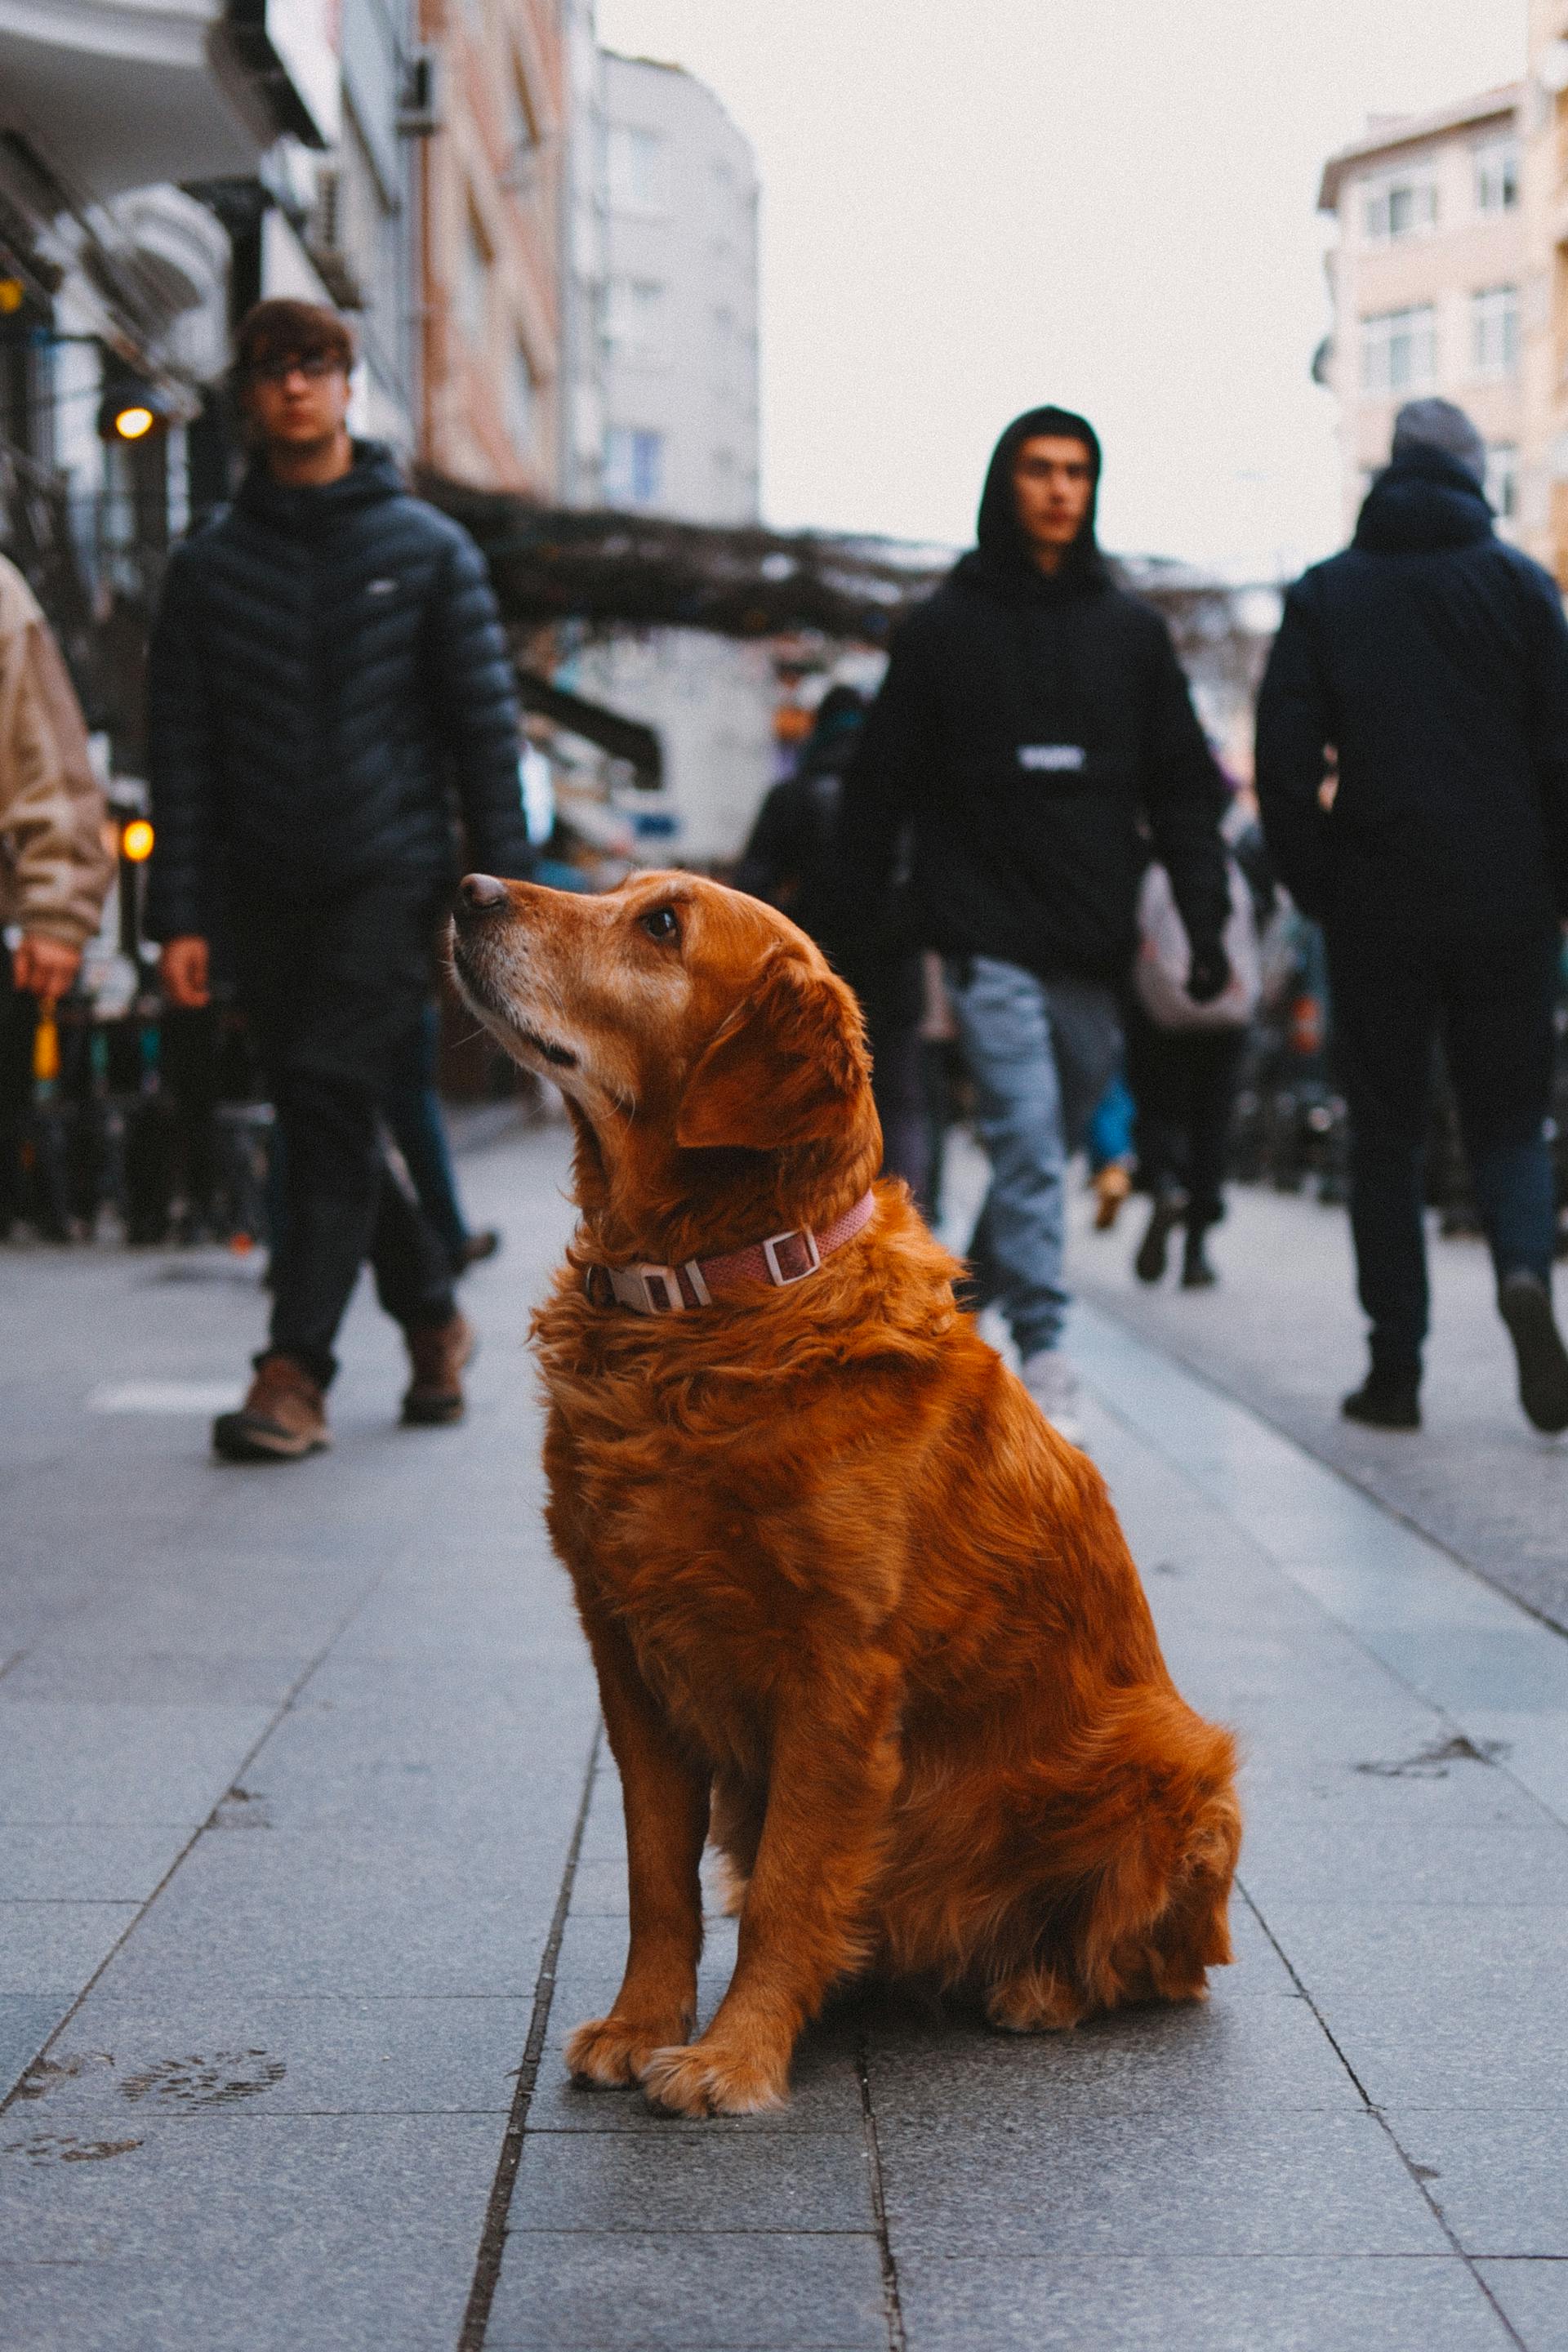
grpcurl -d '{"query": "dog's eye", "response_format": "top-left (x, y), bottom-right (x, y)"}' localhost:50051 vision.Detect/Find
top-left (640, 906), bottom-right (680, 944)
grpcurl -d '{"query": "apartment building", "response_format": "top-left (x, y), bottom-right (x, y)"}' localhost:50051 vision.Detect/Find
top-left (597, 52), bottom-right (760, 523)
top-left (417, 0), bottom-right (564, 492)
top-left (566, 51), bottom-right (770, 866)
top-left (1317, 87), bottom-right (1523, 539)
top-left (1522, 0), bottom-right (1568, 580)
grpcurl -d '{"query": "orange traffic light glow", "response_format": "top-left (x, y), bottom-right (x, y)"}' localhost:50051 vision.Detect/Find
top-left (112, 405), bottom-right (156, 441)
top-left (122, 818), bottom-right (154, 862)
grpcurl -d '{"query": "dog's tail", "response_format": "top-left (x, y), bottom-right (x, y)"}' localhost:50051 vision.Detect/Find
top-left (1036, 1688), bottom-right (1241, 2012)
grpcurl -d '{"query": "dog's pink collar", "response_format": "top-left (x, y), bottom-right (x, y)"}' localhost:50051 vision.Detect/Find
top-left (582, 1190), bottom-right (877, 1315)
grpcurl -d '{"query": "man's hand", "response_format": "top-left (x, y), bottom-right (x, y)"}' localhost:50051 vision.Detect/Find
top-left (12, 934), bottom-right (81, 999)
top-left (1187, 943), bottom-right (1232, 1004)
top-left (161, 936), bottom-right (211, 1009)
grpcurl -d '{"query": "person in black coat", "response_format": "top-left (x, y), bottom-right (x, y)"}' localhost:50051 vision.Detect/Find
top-left (735, 686), bottom-right (932, 1209)
top-left (147, 299), bottom-right (534, 1461)
top-left (838, 403), bottom-right (1231, 1444)
top-left (1256, 396), bottom-right (1568, 1433)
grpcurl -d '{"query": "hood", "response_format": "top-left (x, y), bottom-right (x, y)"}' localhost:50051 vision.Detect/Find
top-left (954, 405), bottom-right (1111, 602)
top-left (1352, 445), bottom-right (1494, 556)
top-left (237, 439), bottom-right (406, 536)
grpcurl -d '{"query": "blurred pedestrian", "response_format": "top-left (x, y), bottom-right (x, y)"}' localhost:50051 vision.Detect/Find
top-left (0, 552), bottom-right (114, 1230)
top-left (1125, 844), bottom-right (1262, 1287)
top-left (147, 299), bottom-right (534, 1461)
top-left (1085, 1070), bottom-right (1136, 1229)
top-left (383, 1001), bottom-right (500, 1273)
top-left (839, 406), bottom-right (1232, 1444)
top-left (735, 684), bottom-right (932, 1210)
top-left (1257, 397), bottom-right (1568, 1433)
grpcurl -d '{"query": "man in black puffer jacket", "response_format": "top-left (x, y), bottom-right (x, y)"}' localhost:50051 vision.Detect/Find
top-left (1257, 397), bottom-right (1568, 1435)
top-left (838, 405), bottom-right (1230, 1446)
top-left (147, 300), bottom-right (534, 1461)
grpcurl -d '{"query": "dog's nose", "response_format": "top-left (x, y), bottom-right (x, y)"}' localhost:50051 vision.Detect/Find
top-left (458, 873), bottom-right (509, 915)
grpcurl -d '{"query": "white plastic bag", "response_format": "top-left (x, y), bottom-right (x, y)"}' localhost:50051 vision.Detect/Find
top-left (1133, 858), bottom-right (1261, 1031)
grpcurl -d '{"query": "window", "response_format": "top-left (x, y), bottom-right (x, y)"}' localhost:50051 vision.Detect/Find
top-left (1475, 137), bottom-right (1520, 214)
top-left (604, 425), bottom-right (664, 506)
top-left (1363, 171), bottom-right (1437, 243)
top-left (1472, 284), bottom-right (1521, 380)
top-left (508, 343), bottom-right (535, 455)
top-left (459, 209), bottom-right (490, 350)
top-left (1361, 305), bottom-right (1437, 395)
top-left (604, 276), bottom-right (666, 363)
top-left (1486, 443), bottom-right (1518, 521)
top-left (606, 124), bottom-right (666, 214)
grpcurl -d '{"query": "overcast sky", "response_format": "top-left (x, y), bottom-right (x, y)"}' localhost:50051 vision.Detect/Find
top-left (594, 0), bottom-right (1525, 577)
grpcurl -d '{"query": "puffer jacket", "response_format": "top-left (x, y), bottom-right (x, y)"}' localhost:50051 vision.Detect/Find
top-left (0, 554), bottom-right (113, 947)
top-left (145, 442), bottom-right (532, 939)
top-left (1256, 446), bottom-right (1568, 935)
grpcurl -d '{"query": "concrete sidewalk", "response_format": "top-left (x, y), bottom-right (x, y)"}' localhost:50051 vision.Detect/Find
top-left (3, 1122), bottom-right (1568, 2349)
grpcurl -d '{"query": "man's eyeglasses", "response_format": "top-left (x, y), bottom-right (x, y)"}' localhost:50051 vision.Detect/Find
top-left (247, 353), bottom-right (344, 385)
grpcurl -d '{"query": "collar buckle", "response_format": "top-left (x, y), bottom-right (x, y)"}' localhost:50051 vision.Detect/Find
top-left (622, 1263), bottom-right (686, 1314)
top-left (761, 1228), bottom-right (822, 1286)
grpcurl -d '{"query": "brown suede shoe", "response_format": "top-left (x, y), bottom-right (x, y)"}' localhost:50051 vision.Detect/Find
top-left (213, 1356), bottom-right (330, 1463)
top-left (402, 1312), bottom-right (474, 1426)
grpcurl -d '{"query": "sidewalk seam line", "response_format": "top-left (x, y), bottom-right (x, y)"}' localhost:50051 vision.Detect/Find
top-left (1238, 1885), bottom-right (1528, 2348)
top-left (458, 1718), bottom-right (601, 2352)
top-left (856, 2028), bottom-right (906, 2352)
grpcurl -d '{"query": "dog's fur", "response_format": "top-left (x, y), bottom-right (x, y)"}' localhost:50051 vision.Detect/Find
top-left (451, 871), bottom-right (1241, 2118)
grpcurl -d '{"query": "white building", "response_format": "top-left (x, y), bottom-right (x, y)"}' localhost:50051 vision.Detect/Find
top-left (1316, 87), bottom-right (1524, 539)
top-left (568, 46), bottom-right (773, 867)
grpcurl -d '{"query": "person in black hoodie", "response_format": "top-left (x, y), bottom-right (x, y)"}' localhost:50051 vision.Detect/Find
top-left (838, 405), bottom-right (1231, 1444)
top-left (735, 685), bottom-right (931, 1208)
top-left (148, 300), bottom-right (535, 1461)
top-left (1256, 397), bottom-right (1568, 1434)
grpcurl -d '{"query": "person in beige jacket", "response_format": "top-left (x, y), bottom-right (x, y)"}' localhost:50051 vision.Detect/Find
top-left (0, 551), bottom-right (113, 1004)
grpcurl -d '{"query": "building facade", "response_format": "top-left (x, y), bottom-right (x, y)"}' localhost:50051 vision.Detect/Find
top-left (416, 0), bottom-right (563, 492)
top-left (568, 48), bottom-right (770, 866)
top-left (1521, 1), bottom-right (1568, 581)
top-left (1317, 87), bottom-right (1523, 541)
top-left (598, 52), bottom-right (760, 524)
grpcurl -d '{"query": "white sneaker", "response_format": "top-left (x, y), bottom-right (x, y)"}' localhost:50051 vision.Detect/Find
top-left (1020, 1349), bottom-right (1087, 1450)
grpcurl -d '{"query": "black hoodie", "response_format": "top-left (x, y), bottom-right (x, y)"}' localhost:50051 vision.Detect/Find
top-left (146, 439), bottom-right (532, 939)
top-left (1255, 446), bottom-right (1568, 933)
top-left (838, 408), bottom-right (1230, 985)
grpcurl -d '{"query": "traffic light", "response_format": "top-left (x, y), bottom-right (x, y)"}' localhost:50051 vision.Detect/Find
top-left (98, 378), bottom-right (173, 444)
top-left (121, 818), bottom-right (154, 863)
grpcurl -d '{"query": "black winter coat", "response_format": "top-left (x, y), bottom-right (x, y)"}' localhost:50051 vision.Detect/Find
top-left (145, 442), bottom-right (532, 939)
top-left (837, 558), bottom-right (1231, 985)
top-left (1255, 447), bottom-right (1568, 938)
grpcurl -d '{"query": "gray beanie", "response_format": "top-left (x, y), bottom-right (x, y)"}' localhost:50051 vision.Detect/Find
top-left (1390, 398), bottom-right (1486, 487)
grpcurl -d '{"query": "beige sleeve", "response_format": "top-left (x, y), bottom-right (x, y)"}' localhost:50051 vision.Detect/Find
top-left (0, 608), bottom-right (115, 947)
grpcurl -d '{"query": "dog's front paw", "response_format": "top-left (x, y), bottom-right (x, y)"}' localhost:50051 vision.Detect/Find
top-left (639, 2040), bottom-right (789, 2117)
top-left (565, 2013), bottom-right (689, 2089)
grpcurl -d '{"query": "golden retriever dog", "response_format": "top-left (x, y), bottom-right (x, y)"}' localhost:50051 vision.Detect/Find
top-left (450, 868), bottom-right (1240, 2118)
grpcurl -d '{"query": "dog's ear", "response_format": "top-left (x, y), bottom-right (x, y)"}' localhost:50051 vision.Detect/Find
top-left (675, 955), bottom-right (869, 1151)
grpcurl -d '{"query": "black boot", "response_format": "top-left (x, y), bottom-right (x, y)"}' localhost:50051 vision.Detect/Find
top-left (1498, 1272), bottom-right (1568, 1435)
top-left (1342, 1365), bottom-right (1422, 1430)
top-left (1181, 1230), bottom-right (1218, 1288)
top-left (1135, 1187), bottom-right (1187, 1285)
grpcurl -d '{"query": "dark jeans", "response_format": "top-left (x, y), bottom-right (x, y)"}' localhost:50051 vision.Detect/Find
top-left (232, 885), bottom-right (457, 1388)
top-left (385, 1000), bottom-right (470, 1267)
top-left (1124, 1008), bottom-right (1247, 1230)
top-left (1326, 922), bottom-right (1560, 1375)
top-left (866, 1013), bottom-right (933, 1218)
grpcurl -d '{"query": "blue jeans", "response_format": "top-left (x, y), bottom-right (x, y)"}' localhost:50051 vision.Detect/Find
top-left (947, 956), bottom-right (1121, 1356)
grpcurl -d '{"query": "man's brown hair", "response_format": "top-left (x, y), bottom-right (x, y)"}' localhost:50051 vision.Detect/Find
top-left (234, 299), bottom-right (356, 380)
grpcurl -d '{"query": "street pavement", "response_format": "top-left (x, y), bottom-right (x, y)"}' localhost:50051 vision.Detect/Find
top-left (3, 1116), bottom-right (1568, 2350)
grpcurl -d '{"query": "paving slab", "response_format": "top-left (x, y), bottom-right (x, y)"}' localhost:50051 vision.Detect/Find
top-left (895, 2253), bottom-right (1512, 2352)
top-left (484, 2230), bottom-right (888, 2350)
top-left (1477, 2259), bottom-right (1568, 2350)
